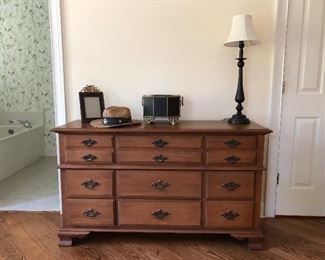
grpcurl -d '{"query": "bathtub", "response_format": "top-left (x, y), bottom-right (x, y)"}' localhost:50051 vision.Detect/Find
top-left (0, 112), bottom-right (44, 182)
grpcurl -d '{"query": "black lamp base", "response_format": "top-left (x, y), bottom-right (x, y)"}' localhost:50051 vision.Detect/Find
top-left (228, 41), bottom-right (251, 125)
top-left (228, 114), bottom-right (250, 124)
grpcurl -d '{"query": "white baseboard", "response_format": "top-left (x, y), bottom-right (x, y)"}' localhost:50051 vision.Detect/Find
top-left (44, 146), bottom-right (57, 157)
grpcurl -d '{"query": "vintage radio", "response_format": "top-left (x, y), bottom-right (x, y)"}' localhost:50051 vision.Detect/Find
top-left (142, 95), bottom-right (183, 125)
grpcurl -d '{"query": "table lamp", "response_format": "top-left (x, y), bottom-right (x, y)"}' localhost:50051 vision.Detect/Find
top-left (224, 14), bottom-right (260, 124)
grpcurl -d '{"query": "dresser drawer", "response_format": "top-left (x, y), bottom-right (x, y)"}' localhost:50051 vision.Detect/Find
top-left (65, 199), bottom-right (114, 227)
top-left (63, 134), bottom-right (113, 149)
top-left (117, 170), bottom-right (201, 198)
top-left (117, 150), bottom-right (203, 165)
top-left (116, 135), bottom-right (203, 149)
top-left (63, 149), bottom-right (113, 164)
top-left (62, 170), bottom-right (113, 198)
top-left (207, 136), bottom-right (256, 150)
top-left (205, 201), bottom-right (253, 228)
top-left (118, 200), bottom-right (201, 226)
top-left (207, 150), bottom-right (256, 165)
top-left (206, 171), bottom-right (254, 199)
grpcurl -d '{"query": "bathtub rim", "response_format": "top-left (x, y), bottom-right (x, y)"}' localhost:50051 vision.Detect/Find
top-left (0, 124), bottom-right (44, 142)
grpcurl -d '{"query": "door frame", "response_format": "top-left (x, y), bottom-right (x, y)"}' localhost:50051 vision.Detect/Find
top-left (49, 0), bottom-right (66, 127)
top-left (48, 0), bottom-right (66, 212)
top-left (265, 0), bottom-right (289, 217)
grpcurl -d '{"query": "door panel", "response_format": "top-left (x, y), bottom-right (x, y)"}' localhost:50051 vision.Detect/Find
top-left (276, 0), bottom-right (325, 216)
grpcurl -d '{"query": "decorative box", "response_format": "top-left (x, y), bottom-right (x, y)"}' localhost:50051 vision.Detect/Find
top-left (142, 95), bottom-right (184, 125)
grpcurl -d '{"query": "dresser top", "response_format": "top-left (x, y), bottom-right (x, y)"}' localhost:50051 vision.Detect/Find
top-left (52, 120), bottom-right (271, 135)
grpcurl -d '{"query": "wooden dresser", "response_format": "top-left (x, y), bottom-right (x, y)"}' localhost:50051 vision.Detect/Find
top-left (52, 120), bottom-right (271, 249)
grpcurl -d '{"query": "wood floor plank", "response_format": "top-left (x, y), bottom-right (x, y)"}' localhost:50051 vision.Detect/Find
top-left (82, 233), bottom-right (156, 260)
top-left (0, 214), bottom-right (26, 259)
top-left (263, 218), bottom-right (325, 260)
top-left (2, 212), bottom-right (65, 260)
top-left (120, 235), bottom-right (183, 260)
top-left (0, 212), bottom-right (324, 260)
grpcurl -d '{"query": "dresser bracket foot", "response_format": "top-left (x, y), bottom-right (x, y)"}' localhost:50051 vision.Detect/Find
top-left (58, 234), bottom-right (72, 247)
top-left (58, 230), bottom-right (90, 247)
top-left (231, 232), bottom-right (264, 250)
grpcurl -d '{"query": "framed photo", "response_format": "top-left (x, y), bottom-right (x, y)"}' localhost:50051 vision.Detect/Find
top-left (79, 92), bottom-right (105, 123)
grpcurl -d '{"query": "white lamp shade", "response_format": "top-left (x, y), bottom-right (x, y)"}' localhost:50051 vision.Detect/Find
top-left (224, 14), bottom-right (260, 47)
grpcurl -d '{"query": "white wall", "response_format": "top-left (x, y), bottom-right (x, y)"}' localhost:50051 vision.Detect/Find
top-left (61, 0), bottom-right (276, 126)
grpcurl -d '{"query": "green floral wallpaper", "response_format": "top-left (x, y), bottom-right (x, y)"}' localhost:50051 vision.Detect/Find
top-left (0, 0), bottom-right (55, 152)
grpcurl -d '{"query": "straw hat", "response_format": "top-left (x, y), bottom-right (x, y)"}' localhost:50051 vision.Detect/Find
top-left (90, 106), bottom-right (141, 128)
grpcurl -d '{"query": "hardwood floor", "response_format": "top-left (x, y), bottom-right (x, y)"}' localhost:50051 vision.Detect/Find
top-left (0, 212), bottom-right (324, 260)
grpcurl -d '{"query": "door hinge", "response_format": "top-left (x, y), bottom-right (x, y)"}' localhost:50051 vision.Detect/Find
top-left (282, 80), bottom-right (286, 94)
top-left (277, 173), bottom-right (280, 185)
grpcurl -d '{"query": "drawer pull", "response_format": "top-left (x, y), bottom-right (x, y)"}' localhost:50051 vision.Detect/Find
top-left (152, 139), bottom-right (169, 148)
top-left (153, 154), bottom-right (168, 163)
top-left (221, 210), bottom-right (240, 220)
top-left (224, 155), bottom-right (240, 164)
top-left (151, 180), bottom-right (170, 191)
top-left (222, 181), bottom-right (241, 191)
top-left (151, 209), bottom-right (170, 219)
top-left (81, 179), bottom-right (99, 189)
top-left (82, 208), bottom-right (101, 218)
top-left (82, 153), bottom-right (97, 162)
top-left (81, 138), bottom-right (98, 147)
top-left (224, 139), bottom-right (241, 148)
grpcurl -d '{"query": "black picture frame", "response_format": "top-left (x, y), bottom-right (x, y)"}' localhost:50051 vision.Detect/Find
top-left (79, 92), bottom-right (105, 123)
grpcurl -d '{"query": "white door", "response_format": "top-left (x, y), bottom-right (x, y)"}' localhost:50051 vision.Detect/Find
top-left (276, 0), bottom-right (325, 216)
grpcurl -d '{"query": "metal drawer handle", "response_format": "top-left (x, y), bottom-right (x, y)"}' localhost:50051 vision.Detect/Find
top-left (82, 208), bottom-right (101, 218)
top-left (152, 139), bottom-right (168, 148)
top-left (224, 139), bottom-right (241, 148)
top-left (81, 179), bottom-right (99, 189)
top-left (224, 155), bottom-right (240, 164)
top-left (221, 210), bottom-right (240, 220)
top-left (81, 138), bottom-right (98, 147)
top-left (82, 153), bottom-right (97, 162)
top-left (151, 209), bottom-right (170, 219)
top-left (153, 154), bottom-right (167, 163)
top-left (222, 181), bottom-right (241, 191)
top-left (151, 180), bottom-right (170, 191)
